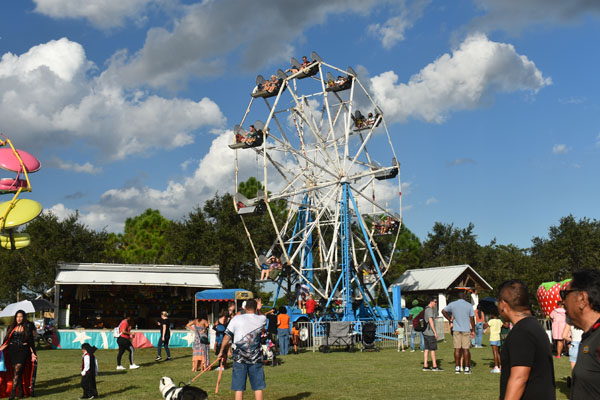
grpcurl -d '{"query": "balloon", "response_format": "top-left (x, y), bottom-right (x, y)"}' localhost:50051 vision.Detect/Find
top-left (536, 279), bottom-right (571, 317)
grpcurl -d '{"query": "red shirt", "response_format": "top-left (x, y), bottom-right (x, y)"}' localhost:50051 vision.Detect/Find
top-left (306, 299), bottom-right (316, 314)
top-left (119, 319), bottom-right (131, 339)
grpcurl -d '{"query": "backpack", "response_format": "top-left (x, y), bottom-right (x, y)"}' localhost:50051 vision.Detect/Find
top-left (412, 309), bottom-right (428, 332)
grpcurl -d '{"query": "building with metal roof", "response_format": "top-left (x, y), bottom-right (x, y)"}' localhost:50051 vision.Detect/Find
top-left (388, 264), bottom-right (493, 316)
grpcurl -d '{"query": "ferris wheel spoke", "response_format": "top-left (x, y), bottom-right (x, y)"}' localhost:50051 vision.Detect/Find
top-left (288, 91), bottom-right (340, 174)
top-left (265, 133), bottom-right (338, 182)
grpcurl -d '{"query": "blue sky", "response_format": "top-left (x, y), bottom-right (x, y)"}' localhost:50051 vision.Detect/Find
top-left (0, 0), bottom-right (598, 249)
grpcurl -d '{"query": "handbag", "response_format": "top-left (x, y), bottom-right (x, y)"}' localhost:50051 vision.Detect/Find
top-left (200, 336), bottom-right (210, 345)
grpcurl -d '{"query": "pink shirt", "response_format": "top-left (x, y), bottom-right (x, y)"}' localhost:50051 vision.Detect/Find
top-left (119, 319), bottom-right (131, 339)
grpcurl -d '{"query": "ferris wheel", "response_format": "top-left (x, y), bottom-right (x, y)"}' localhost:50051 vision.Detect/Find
top-left (231, 52), bottom-right (402, 321)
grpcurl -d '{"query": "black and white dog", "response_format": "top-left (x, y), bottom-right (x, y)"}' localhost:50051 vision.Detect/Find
top-left (159, 377), bottom-right (208, 400)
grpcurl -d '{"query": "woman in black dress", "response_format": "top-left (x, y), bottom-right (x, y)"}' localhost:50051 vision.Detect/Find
top-left (0, 310), bottom-right (37, 399)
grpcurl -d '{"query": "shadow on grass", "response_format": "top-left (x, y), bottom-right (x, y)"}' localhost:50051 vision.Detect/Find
top-left (35, 382), bottom-right (81, 397)
top-left (556, 377), bottom-right (570, 398)
top-left (277, 392), bottom-right (312, 400)
top-left (99, 385), bottom-right (141, 398)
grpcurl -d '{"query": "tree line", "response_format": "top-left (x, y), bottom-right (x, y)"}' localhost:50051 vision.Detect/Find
top-left (1, 177), bottom-right (598, 308)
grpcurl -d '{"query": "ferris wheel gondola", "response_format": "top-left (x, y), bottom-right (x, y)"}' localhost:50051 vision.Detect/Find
top-left (231, 52), bottom-right (403, 321)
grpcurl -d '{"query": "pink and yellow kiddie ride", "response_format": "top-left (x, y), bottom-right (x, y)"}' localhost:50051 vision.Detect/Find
top-left (0, 134), bottom-right (43, 250)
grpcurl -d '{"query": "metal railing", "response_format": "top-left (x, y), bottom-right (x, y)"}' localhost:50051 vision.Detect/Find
top-left (294, 318), bottom-right (446, 352)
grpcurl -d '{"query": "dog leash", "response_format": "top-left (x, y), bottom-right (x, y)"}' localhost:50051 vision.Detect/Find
top-left (189, 359), bottom-right (220, 383)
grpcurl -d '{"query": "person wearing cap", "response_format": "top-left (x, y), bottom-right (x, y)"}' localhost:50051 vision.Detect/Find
top-left (80, 343), bottom-right (98, 399)
top-left (409, 300), bottom-right (424, 352)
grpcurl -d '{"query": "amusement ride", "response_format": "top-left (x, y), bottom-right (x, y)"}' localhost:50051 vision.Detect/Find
top-left (0, 135), bottom-right (43, 250)
top-left (230, 53), bottom-right (402, 322)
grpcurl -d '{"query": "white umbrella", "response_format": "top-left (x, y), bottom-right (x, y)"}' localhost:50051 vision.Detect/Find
top-left (0, 299), bottom-right (55, 317)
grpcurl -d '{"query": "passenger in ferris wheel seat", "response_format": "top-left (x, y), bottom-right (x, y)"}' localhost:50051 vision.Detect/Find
top-left (291, 56), bottom-right (313, 74)
top-left (235, 125), bottom-right (257, 144)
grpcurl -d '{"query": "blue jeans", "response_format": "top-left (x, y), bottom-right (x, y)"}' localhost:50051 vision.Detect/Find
top-left (410, 328), bottom-right (424, 350)
top-left (157, 336), bottom-right (171, 358)
top-left (231, 362), bottom-right (266, 391)
top-left (473, 322), bottom-right (484, 347)
top-left (278, 328), bottom-right (290, 355)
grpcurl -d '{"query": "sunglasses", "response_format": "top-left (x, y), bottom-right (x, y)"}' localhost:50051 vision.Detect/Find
top-left (560, 289), bottom-right (577, 300)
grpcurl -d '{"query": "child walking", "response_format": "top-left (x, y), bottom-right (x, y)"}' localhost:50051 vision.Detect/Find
top-left (80, 343), bottom-right (98, 399)
top-left (396, 321), bottom-right (406, 352)
top-left (291, 323), bottom-right (300, 354)
top-left (487, 311), bottom-right (503, 373)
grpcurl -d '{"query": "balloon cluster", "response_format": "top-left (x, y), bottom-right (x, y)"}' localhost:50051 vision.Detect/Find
top-left (0, 135), bottom-right (43, 250)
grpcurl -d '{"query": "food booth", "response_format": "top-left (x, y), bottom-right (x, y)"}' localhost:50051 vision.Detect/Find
top-left (53, 262), bottom-right (222, 349)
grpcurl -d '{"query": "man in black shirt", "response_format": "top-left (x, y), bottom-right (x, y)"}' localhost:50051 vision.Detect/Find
top-left (562, 270), bottom-right (600, 399)
top-left (497, 280), bottom-right (555, 400)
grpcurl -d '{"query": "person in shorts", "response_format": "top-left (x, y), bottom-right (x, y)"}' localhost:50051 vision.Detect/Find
top-left (442, 290), bottom-right (475, 374)
top-left (218, 299), bottom-right (267, 400)
top-left (488, 310), bottom-right (505, 373)
top-left (422, 297), bottom-right (443, 371)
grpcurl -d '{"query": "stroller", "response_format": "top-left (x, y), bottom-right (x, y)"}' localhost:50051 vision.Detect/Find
top-left (261, 332), bottom-right (279, 366)
top-left (361, 322), bottom-right (379, 352)
top-left (319, 321), bottom-right (355, 353)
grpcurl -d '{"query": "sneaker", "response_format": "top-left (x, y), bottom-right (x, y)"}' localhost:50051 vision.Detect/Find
top-left (410, 349), bottom-right (415, 352)
top-left (460, 366), bottom-right (464, 372)
top-left (155, 356), bottom-right (161, 361)
top-left (116, 365), bottom-right (126, 370)
top-left (491, 367), bottom-right (501, 374)
top-left (166, 357), bottom-right (172, 361)
top-left (464, 367), bottom-right (472, 374)
top-left (129, 364), bottom-right (140, 369)
top-left (455, 366), bottom-right (461, 374)
top-left (422, 366), bottom-right (431, 371)
top-left (432, 366), bottom-right (444, 372)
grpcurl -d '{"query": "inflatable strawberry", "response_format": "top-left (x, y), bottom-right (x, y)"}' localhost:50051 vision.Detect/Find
top-left (536, 279), bottom-right (571, 317)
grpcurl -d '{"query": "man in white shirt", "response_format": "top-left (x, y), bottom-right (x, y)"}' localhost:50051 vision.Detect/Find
top-left (218, 299), bottom-right (267, 400)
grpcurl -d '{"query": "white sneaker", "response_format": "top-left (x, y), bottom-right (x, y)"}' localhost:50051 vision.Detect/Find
top-left (455, 366), bottom-right (460, 374)
top-left (491, 367), bottom-right (501, 374)
top-left (116, 365), bottom-right (126, 370)
top-left (129, 364), bottom-right (140, 369)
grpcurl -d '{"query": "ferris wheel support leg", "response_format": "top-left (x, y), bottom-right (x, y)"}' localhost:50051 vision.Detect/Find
top-left (347, 189), bottom-right (397, 320)
top-left (341, 183), bottom-right (353, 321)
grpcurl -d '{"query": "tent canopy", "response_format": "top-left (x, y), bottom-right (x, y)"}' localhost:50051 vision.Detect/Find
top-left (389, 265), bottom-right (492, 294)
top-left (195, 289), bottom-right (252, 302)
top-left (55, 263), bottom-right (222, 288)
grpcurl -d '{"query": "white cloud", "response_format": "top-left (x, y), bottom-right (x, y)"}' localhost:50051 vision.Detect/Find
top-left (552, 144), bottom-right (569, 154)
top-left (558, 96), bottom-right (586, 105)
top-left (33, 0), bottom-right (158, 29)
top-left (596, 133), bottom-right (600, 148)
top-left (368, 0), bottom-right (430, 49)
top-left (425, 197), bottom-right (438, 205)
top-left (401, 181), bottom-right (412, 195)
top-left (101, 0), bottom-right (379, 89)
top-left (48, 126), bottom-right (401, 231)
top-left (369, 13), bottom-right (411, 49)
top-left (471, 0), bottom-right (600, 33)
top-left (370, 34), bottom-right (551, 123)
top-left (0, 38), bottom-right (225, 161)
top-left (46, 157), bottom-right (102, 174)
top-left (447, 158), bottom-right (476, 167)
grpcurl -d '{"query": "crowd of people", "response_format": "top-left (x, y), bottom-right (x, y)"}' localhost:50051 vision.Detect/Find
top-left (2, 268), bottom-right (599, 399)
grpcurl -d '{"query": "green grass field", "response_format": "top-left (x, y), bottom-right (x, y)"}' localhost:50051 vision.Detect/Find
top-left (30, 340), bottom-right (572, 399)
